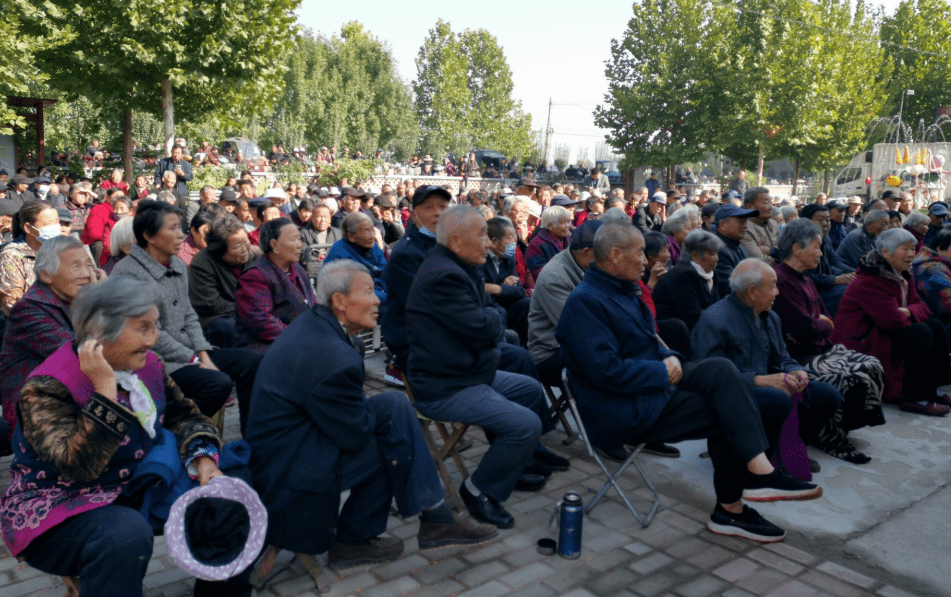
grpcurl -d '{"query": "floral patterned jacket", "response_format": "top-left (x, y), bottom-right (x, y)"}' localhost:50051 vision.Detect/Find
top-left (0, 344), bottom-right (219, 556)
top-left (0, 241), bottom-right (36, 317)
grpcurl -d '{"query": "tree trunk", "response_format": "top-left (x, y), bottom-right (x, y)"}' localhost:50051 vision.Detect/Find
top-left (756, 146), bottom-right (765, 186)
top-left (824, 169), bottom-right (831, 195)
top-left (162, 76), bottom-right (175, 158)
top-left (792, 161), bottom-right (800, 196)
top-left (122, 109), bottom-right (133, 185)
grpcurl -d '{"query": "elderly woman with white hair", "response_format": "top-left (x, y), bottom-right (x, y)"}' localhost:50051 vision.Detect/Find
top-left (654, 229), bottom-right (723, 330)
top-left (103, 213), bottom-right (135, 274)
top-left (504, 195), bottom-right (535, 250)
top-left (833, 228), bottom-right (951, 416)
top-left (903, 211), bottom-right (929, 253)
top-left (0, 236), bottom-right (103, 443)
top-left (323, 211), bottom-right (388, 303)
top-left (772, 220), bottom-right (885, 463)
top-left (660, 208), bottom-right (695, 266)
top-left (525, 205), bottom-right (572, 280)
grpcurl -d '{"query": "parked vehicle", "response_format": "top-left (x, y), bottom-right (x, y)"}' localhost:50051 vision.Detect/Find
top-left (834, 143), bottom-right (951, 202)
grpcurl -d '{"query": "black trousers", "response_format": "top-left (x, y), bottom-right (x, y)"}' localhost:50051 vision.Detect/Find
top-left (893, 317), bottom-right (951, 400)
top-left (170, 348), bottom-right (262, 436)
top-left (657, 318), bottom-right (691, 361)
top-left (635, 358), bottom-right (778, 504)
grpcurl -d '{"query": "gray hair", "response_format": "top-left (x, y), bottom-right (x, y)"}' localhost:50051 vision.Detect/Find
top-left (600, 207), bottom-right (633, 226)
top-left (342, 211), bottom-right (372, 236)
top-left (661, 208), bottom-right (692, 235)
top-left (504, 196), bottom-right (531, 214)
top-left (780, 206), bottom-right (798, 222)
top-left (436, 204), bottom-right (482, 245)
top-left (730, 258), bottom-right (773, 294)
top-left (864, 210), bottom-right (889, 226)
top-left (162, 170), bottom-right (177, 182)
top-left (71, 181), bottom-right (92, 196)
top-left (109, 216), bottom-right (136, 258)
top-left (540, 205), bottom-right (571, 229)
top-left (157, 190), bottom-right (177, 204)
top-left (34, 235), bottom-right (86, 279)
top-left (682, 229), bottom-right (724, 262)
top-left (875, 227), bottom-right (917, 254)
top-left (477, 204), bottom-right (496, 220)
top-left (315, 259), bottom-right (371, 307)
top-left (777, 219), bottom-right (822, 262)
top-left (593, 223), bottom-right (641, 263)
top-left (72, 276), bottom-right (163, 344)
top-left (904, 212), bottom-right (929, 229)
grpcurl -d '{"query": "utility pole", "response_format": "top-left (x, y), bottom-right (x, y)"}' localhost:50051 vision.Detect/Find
top-left (542, 98), bottom-right (552, 166)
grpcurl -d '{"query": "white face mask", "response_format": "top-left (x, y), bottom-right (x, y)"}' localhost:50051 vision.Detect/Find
top-left (33, 223), bottom-right (61, 242)
top-left (37, 184), bottom-right (50, 195)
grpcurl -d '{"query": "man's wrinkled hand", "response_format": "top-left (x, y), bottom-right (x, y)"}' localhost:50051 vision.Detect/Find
top-left (663, 356), bottom-right (683, 385)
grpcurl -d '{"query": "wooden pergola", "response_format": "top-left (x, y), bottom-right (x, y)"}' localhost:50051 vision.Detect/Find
top-left (6, 96), bottom-right (57, 168)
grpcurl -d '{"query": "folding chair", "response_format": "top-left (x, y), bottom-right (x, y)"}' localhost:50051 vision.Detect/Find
top-left (403, 379), bottom-right (471, 512)
top-left (561, 369), bottom-right (660, 527)
top-left (543, 379), bottom-right (577, 445)
top-left (303, 243), bottom-right (333, 291)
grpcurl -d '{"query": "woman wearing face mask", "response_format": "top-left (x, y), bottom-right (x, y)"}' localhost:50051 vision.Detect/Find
top-left (82, 192), bottom-right (133, 267)
top-left (0, 200), bottom-right (62, 317)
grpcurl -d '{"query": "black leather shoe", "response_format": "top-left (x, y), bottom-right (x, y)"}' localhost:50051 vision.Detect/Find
top-left (524, 459), bottom-right (553, 478)
top-left (641, 442), bottom-right (681, 458)
top-left (460, 483), bottom-right (514, 529)
top-left (533, 449), bottom-right (570, 471)
top-left (514, 473), bottom-right (546, 492)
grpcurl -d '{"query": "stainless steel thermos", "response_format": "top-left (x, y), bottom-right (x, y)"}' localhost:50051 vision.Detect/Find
top-left (557, 491), bottom-right (583, 559)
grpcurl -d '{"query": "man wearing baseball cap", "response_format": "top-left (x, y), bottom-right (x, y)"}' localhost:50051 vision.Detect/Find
top-left (826, 199), bottom-right (849, 250)
top-left (713, 204), bottom-right (759, 297)
top-left (632, 192), bottom-right (666, 235)
top-left (925, 201), bottom-right (950, 246)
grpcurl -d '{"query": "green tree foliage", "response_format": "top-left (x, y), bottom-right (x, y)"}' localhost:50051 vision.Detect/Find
top-left (258, 24), bottom-right (419, 161)
top-left (19, 0), bottom-right (298, 156)
top-left (0, 0), bottom-right (54, 130)
top-left (595, 0), bottom-right (729, 172)
top-left (598, 0), bottom-right (889, 180)
top-left (881, 0), bottom-right (951, 128)
top-left (414, 20), bottom-right (535, 160)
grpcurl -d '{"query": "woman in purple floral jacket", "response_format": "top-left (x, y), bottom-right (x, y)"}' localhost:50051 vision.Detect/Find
top-left (0, 277), bottom-right (253, 597)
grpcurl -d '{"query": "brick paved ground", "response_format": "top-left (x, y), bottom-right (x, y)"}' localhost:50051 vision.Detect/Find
top-left (0, 374), bottom-right (928, 597)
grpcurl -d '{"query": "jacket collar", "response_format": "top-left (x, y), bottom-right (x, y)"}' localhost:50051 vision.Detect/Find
top-left (726, 292), bottom-right (766, 323)
top-left (24, 281), bottom-right (70, 310)
top-left (312, 304), bottom-right (351, 343)
top-left (715, 230), bottom-right (742, 249)
top-left (586, 263), bottom-right (642, 298)
top-left (128, 244), bottom-right (186, 280)
top-left (407, 222), bottom-right (437, 249)
top-left (431, 243), bottom-right (481, 277)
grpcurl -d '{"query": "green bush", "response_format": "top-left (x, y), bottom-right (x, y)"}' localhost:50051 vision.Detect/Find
top-left (189, 165), bottom-right (233, 192)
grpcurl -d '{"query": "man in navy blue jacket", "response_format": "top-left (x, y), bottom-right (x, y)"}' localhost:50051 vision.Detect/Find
top-left (246, 260), bottom-right (496, 569)
top-left (405, 205), bottom-right (549, 529)
top-left (713, 204), bottom-right (757, 297)
top-left (802, 203), bottom-right (855, 316)
top-left (557, 223), bottom-right (822, 544)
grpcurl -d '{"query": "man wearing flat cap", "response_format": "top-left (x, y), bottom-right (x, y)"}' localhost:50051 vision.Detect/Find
top-left (8, 174), bottom-right (35, 207)
top-left (332, 187), bottom-right (365, 229)
top-left (632, 192), bottom-right (666, 235)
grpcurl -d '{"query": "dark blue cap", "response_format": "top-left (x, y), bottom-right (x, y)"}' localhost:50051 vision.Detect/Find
top-left (715, 204), bottom-right (759, 222)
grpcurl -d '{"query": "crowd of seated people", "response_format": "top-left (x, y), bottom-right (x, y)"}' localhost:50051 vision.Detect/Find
top-left (7, 156), bottom-right (951, 593)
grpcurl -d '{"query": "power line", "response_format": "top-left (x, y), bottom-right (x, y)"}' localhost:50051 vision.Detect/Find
top-left (709, 0), bottom-right (951, 60)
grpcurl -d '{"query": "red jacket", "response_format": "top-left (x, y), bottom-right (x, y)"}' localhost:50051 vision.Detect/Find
top-left (831, 251), bottom-right (931, 402)
top-left (81, 203), bottom-right (116, 266)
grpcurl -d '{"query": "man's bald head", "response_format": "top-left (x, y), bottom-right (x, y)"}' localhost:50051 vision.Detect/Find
top-left (436, 204), bottom-right (490, 266)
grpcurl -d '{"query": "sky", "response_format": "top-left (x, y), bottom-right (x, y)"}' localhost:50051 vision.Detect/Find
top-left (296, 0), bottom-right (906, 166)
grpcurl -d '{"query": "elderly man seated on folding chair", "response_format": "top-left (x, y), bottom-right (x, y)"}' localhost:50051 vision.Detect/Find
top-left (244, 260), bottom-right (496, 570)
top-left (406, 205), bottom-right (559, 530)
top-left (557, 223), bottom-right (823, 543)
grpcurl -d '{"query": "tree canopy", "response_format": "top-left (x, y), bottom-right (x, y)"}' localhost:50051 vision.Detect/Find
top-left (414, 20), bottom-right (535, 160)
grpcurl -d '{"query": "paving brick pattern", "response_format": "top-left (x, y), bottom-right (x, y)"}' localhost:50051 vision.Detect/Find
top-left (0, 377), bottom-right (925, 597)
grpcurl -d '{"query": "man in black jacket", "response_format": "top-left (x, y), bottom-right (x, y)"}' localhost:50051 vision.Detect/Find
top-left (405, 205), bottom-right (548, 529)
top-left (632, 192), bottom-right (666, 235)
top-left (153, 144), bottom-right (193, 200)
top-left (8, 174), bottom-right (36, 206)
top-left (246, 260), bottom-right (496, 569)
top-left (713, 204), bottom-right (757, 297)
top-left (482, 217), bottom-right (530, 346)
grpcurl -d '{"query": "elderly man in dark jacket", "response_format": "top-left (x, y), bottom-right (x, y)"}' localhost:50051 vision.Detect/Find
top-left (406, 205), bottom-right (549, 529)
top-left (801, 203), bottom-right (854, 316)
top-left (557, 224), bottom-right (821, 544)
top-left (837, 209), bottom-right (888, 269)
top-left (713, 204), bottom-right (757, 297)
top-left (632, 193), bottom-right (666, 235)
top-left (246, 260), bottom-right (496, 568)
top-left (153, 144), bottom-right (193, 200)
top-left (382, 186), bottom-right (543, 388)
top-left (692, 258), bottom-right (841, 466)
